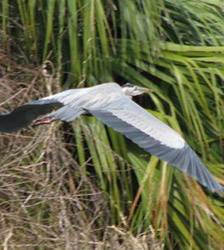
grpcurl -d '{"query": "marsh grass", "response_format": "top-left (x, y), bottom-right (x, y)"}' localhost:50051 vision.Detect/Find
top-left (0, 1), bottom-right (224, 249)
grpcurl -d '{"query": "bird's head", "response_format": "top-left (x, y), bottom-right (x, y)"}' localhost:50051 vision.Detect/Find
top-left (122, 83), bottom-right (153, 97)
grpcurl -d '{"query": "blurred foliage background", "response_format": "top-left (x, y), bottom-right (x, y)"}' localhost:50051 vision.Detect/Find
top-left (0, 0), bottom-right (224, 249)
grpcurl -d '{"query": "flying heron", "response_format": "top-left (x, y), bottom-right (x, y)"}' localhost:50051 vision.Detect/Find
top-left (0, 82), bottom-right (223, 193)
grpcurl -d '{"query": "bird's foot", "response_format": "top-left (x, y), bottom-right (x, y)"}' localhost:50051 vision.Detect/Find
top-left (33, 116), bottom-right (57, 126)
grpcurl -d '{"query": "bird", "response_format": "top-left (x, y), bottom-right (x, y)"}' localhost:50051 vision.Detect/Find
top-left (0, 82), bottom-right (223, 193)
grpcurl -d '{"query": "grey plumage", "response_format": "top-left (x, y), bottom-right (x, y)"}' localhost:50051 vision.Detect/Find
top-left (0, 82), bottom-right (223, 193)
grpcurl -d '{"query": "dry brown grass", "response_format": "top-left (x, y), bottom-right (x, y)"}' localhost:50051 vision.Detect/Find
top-left (0, 52), bottom-right (163, 250)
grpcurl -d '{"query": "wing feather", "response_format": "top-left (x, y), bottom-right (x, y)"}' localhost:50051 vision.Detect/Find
top-left (0, 103), bottom-right (62, 132)
top-left (0, 89), bottom-right (83, 132)
top-left (87, 97), bottom-right (223, 193)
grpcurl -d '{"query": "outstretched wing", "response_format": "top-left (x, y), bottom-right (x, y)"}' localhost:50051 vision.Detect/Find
top-left (0, 89), bottom-right (83, 132)
top-left (87, 96), bottom-right (223, 193)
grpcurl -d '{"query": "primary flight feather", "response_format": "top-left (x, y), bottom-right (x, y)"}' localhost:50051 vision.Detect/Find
top-left (0, 82), bottom-right (223, 193)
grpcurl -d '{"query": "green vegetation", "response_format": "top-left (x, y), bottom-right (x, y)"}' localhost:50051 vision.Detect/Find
top-left (0, 0), bottom-right (224, 249)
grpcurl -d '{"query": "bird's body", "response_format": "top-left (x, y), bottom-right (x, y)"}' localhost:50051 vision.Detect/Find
top-left (0, 82), bottom-right (223, 193)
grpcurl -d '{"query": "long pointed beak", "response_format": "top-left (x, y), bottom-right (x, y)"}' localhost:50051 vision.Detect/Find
top-left (137, 87), bottom-right (154, 94)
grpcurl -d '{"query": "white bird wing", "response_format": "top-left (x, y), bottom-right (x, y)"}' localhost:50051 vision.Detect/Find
top-left (87, 96), bottom-right (223, 193)
top-left (0, 89), bottom-right (84, 132)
